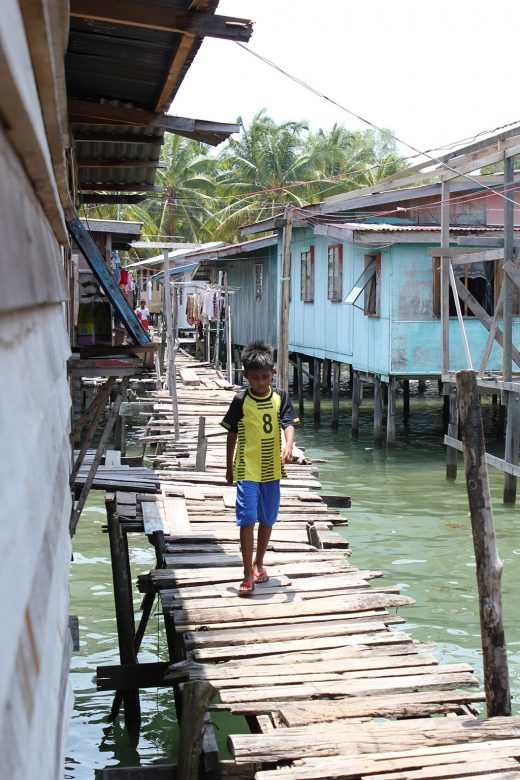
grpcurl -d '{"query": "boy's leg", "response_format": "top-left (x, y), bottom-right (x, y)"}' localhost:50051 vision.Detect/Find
top-left (254, 523), bottom-right (273, 576)
top-left (239, 524), bottom-right (255, 581)
top-left (253, 480), bottom-right (280, 580)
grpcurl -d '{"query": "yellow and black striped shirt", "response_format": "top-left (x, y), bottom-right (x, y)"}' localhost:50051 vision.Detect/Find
top-left (221, 388), bottom-right (300, 482)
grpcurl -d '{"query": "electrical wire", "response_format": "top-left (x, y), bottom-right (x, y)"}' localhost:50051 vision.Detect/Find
top-left (236, 42), bottom-right (520, 205)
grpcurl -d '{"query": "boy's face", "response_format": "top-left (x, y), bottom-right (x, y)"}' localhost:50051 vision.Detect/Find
top-left (139, 301), bottom-right (146, 308)
top-left (244, 367), bottom-right (275, 397)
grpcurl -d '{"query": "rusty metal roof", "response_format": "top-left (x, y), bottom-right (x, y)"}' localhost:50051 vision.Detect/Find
top-left (66, 1), bottom-right (252, 203)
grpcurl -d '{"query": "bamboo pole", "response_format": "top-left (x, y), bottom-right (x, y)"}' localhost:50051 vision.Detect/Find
top-left (456, 369), bottom-right (511, 717)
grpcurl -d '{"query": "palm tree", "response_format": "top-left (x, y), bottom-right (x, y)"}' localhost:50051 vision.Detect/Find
top-left (214, 110), bottom-right (315, 239)
top-left (155, 134), bottom-right (217, 242)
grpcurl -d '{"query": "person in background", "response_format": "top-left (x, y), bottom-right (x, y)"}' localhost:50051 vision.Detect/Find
top-left (135, 299), bottom-right (150, 331)
top-left (221, 341), bottom-right (300, 596)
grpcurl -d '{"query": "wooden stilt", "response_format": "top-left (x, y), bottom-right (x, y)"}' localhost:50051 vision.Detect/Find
top-left (195, 416), bottom-right (208, 472)
top-left (106, 493), bottom-right (141, 741)
top-left (292, 354), bottom-right (299, 394)
top-left (446, 384), bottom-right (458, 480)
top-left (403, 379), bottom-right (410, 419)
top-left (331, 361), bottom-right (340, 429)
top-left (503, 391), bottom-right (520, 504)
top-left (322, 359), bottom-right (331, 391)
top-left (308, 358), bottom-right (314, 392)
top-left (297, 355), bottom-right (304, 419)
top-left (457, 369), bottom-right (511, 716)
top-left (177, 681), bottom-right (216, 780)
top-left (313, 358), bottom-right (322, 422)
top-left (386, 377), bottom-right (396, 447)
top-left (443, 393), bottom-right (450, 433)
top-left (373, 375), bottom-right (382, 447)
top-left (351, 370), bottom-right (360, 439)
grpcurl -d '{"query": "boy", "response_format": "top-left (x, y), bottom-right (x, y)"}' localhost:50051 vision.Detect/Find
top-left (221, 341), bottom-right (300, 596)
top-left (135, 299), bottom-right (150, 331)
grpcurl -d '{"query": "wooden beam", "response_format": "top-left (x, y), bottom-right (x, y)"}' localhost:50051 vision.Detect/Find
top-left (74, 131), bottom-right (163, 145)
top-left (70, 0), bottom-right (253, 41)
top-left (428, 247), bottom-right (503, 258)
top-left (68, 99), bottom-right (239, 143)
top-left (451, 249), bottom-right (505, 266)
top-left (79, 184), bottom-right (164, 193)
top-left (77, 159), bottom-right (164, 169)
top-left (445, 435), bottom-right (520, 477)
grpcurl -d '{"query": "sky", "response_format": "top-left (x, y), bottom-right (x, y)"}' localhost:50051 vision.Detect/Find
top-left (171, 0), bottom-right (520, 161)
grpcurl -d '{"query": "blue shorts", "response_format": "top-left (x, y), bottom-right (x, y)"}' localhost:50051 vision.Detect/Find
top-left (235, 480), bottom-right (281, 527)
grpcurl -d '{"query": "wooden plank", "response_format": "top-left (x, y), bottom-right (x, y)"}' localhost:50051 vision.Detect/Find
top-left (277, 690), bottom-right (486, 726)
top-left (231, 714), bottom-right (517, 763)
top-left (141, 501), bottom-right (166, 535)
top-left (254, 739), bottom-right (520, 779)
top-left (162, 496), bottom-right (191, 535)
top-left (172, 592), bottom-right (415, 631)
top-left (444, 436), bottom-right (520, 478)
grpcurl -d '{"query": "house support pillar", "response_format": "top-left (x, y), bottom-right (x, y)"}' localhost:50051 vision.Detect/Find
top-left (446, 384), bottom-right (458, 480)
top-left (351, 371), bottom-right (361, 438)
top-left (331, 361), bottom-right (341, 429)
top-left (386, 377), bottom-right (396, 447)
top-left (297, 354), bottom-right (304, 419)
top-left (373, 375), bottom-right (382, 447)
top-left (313, 358), bottom-right (322, 423)
top-left (503, 391), bottom-right (520, 504)
top-left (403, 379), bottom-right (410, 420)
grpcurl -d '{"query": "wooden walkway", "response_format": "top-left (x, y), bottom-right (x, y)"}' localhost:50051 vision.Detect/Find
top-left (104, 354), bottom-right (520, 780)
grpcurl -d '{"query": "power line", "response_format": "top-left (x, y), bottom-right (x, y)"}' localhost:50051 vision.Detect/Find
top-left (236, 41), bottom-right (520, 206)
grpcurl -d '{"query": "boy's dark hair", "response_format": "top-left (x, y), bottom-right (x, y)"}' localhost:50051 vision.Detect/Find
top-left (241, 340), bottom-right (274, 371)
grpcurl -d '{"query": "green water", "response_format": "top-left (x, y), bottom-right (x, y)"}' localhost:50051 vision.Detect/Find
top-left (65, 386), bottom-right (520, 777)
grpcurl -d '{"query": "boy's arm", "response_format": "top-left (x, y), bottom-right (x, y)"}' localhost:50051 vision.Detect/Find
top-left (281, 424), bottom-right (295, 464)
top-left (226, 431), bottom-right (237, 484)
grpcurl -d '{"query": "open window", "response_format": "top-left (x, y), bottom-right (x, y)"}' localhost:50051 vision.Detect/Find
top-left (300, 246), bottom-right (314, 302)
top-left (432, 259), bottom-right (520, 316)
top-left (344, 253), bottom-right (380, 316)
top-left (327, 244), bottom-right (343, 302)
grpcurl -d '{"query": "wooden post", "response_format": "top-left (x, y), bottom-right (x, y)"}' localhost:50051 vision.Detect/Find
top-left (322, 359), bottom-right (331, 390)
top-left (386, 377), bottom-right (396, 447)
top-left (313, 358), bottom-right (322, 422)
top-left (163, 249), bottom-right (179, 440)
top-left (351, 370), bottom-right (360, 438)
top-left (306, 519), bottom-right (322, 549)
top-left (177, 681), bottom-right (216, 780)
top-left (446, 383), bottom-right (458, 480)
top-left (331, 361), bottom-right (340, 429)
top-left (277, 206), bottom-right (293, 392)
top-left (441, 180), bottom-right (450, 376)
top-left (456, 369), bottom-right (511, 716)
top-left (297, 354), bottom-right (304, 419)
top-left (154, 350), bottom-right (162, 391)
top-left (373, 374), bottom-right (382, 447)
top-left (225, 291), bottom-right (233, 384)
top-left (403, 379), bottom-right (410, 419)
top-left (195, 416), bottom-right (207, 472)
top-left (105, 493), bottom-right (141, 740)
top-left (503, 155), bottom-right (515, 383)
top-left (503, 391), bottom-right (520, 504)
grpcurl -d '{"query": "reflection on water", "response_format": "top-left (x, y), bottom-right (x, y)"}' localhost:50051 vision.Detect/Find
top-left (66, 386), bottom-right (520, 777)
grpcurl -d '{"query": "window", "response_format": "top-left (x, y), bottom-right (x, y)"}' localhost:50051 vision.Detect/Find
top-left (254, 263), bottom-right (263, 301)
top-left (327, 244), bottom-right (343, 301)
top-left (431, 259), bottom-right (519, 317)
top-left (300, 246), bottom-right (314, 302)
top-left (364, 253), bottom-right (381, 316)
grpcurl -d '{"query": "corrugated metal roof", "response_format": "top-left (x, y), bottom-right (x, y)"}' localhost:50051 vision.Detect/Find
top-left (65, 1), bottom-right (251, 201)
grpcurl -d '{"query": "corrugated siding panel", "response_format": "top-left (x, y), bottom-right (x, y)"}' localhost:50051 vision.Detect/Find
top-left (227, 247), bottom-right (278, 347)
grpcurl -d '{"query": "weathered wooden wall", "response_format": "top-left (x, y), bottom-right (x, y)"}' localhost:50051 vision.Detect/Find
top-left (0, 1), bottom-right (73, 777)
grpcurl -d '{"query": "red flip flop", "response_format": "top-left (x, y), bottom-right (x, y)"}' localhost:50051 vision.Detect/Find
top-left (238, 578), bottom-right (255, 597)
top-left (254, 568), bottom-right (269, 584)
